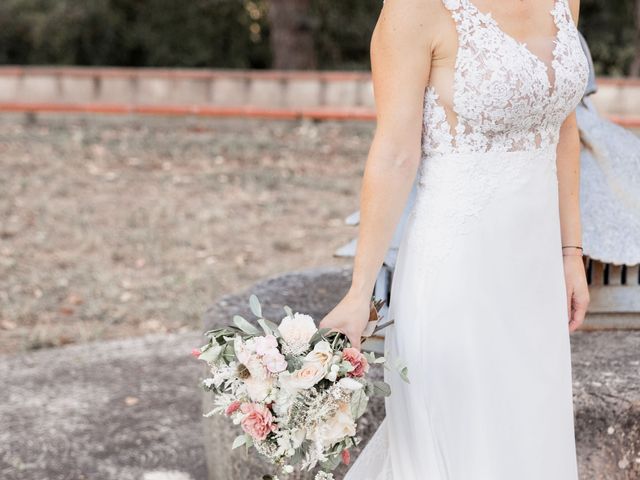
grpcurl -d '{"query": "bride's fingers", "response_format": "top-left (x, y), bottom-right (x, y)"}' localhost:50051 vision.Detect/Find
top-left (348, 333), bottom-right (361, 351)
top-left (570, 294), bottom-right (588, 332)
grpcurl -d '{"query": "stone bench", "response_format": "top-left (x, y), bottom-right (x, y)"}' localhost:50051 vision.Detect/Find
top-left (202, 267), bottom-right (640, 480)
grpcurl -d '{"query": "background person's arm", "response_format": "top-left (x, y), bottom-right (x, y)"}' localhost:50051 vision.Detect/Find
top-left (319, 0), bottom-right (436, 350)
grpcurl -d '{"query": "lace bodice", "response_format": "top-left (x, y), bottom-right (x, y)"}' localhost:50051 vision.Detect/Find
top-left (422, 0), bottom-right (589, 157)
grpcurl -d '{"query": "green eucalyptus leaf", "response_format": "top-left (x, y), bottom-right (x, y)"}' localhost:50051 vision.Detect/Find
top-left (223, 342), bottom-right (236, 358)
top-left (249, 294), bottom-right (262, 318)
top-left (198, 345), bottom-right (223, 363)
top-left (262, 318), bottom-right (281, 335)
top-left (257, 318), bottom-right (272, 336)
top-left (350, 388), bottom-right (369, 419)
top-left (232, 434), bottom-right (247, 449)
top-left (339, 361), bottom-right (355, 374)
top-left (372, 380), bottom-right (392, 397)
top-left (319, 453), bottom-right (342, 471)
top-left (286, 355), bottom-right (303, 372)
top-left (289, 448), bottom-right (303, 465)
top-left (309, 327), bottom-right (331, 344)
top-left (283, 305), bottom-right (293, 317)
top-left (399, 365), bottom-right (410, 383)
top-left (233, 315), bottom-right (260, 335)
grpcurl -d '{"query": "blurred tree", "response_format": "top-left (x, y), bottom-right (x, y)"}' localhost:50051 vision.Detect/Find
top-left (310, 0), bottom-right (377, 70)
top-left (0, 0), bottom-right (636, 76)
top-left (0, 0), bottom-right (272, 68)
top-left (580, 0), bottom-right (637, 76)
top-left (267, 0), bottom-right (317, 69)
top-left (631, 0), bottom-right (640, 76)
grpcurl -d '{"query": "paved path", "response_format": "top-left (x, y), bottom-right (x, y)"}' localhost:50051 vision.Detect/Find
top-left (0, 331), bottom-right (207, 480)
top-left (1, 316), bottom-right (639, 479)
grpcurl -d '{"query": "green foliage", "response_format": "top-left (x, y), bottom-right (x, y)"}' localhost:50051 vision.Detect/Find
top-left (233, 314), bottom-right (261, 335)
top-left (0, 0), bottom-right (636, 75)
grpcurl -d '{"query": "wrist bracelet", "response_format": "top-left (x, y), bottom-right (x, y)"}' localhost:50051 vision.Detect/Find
top-left (562, 245), bottom-right (583, 250)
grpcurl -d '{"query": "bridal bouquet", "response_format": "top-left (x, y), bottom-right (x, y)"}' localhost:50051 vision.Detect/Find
top-left (193, 295), bottom-right (407, 480)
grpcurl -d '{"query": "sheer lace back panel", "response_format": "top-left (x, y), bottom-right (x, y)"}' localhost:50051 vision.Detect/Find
top-left (422, 0), bottom-right (589, 157)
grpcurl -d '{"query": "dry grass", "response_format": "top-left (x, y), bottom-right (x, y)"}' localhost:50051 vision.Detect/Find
top-left (0, 114), bottom-right (372, 354)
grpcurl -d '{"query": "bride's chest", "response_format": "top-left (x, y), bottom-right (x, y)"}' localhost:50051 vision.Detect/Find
top-left (422, 0), bottom-right (590, 155)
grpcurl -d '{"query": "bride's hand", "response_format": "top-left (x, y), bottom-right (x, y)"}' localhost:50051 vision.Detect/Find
top-left (319, 291), bottom-right (371, 351)
top-left (563, 255), bottom-right (590, 332)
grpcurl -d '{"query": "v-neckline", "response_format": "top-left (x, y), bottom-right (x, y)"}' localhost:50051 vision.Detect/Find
top-left (462, 0), bottom-right (563, 93)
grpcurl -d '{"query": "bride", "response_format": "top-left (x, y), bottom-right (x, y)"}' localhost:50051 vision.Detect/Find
top-left (319, 0), bottom-right (590, 478)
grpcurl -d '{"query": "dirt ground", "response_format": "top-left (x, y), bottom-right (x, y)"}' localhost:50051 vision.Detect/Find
top-left (0, 114), bottom-right (372, 354)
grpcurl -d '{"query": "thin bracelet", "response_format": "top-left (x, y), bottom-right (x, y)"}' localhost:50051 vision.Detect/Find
top-left (562, 245), bottom-right (583, 250)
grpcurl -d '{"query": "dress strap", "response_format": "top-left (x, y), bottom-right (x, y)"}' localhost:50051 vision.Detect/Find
top-left (554, 0), bottom-right (576, 26)
top-left (441, 0), bottom-right (467, 12)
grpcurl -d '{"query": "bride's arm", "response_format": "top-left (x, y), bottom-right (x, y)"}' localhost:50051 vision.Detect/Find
top-left (557, 0), bottom-right (590, 332)
top-left (319, 0), bottom-right (436, 349)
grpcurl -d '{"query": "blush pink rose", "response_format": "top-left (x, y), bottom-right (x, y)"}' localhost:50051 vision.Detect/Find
top-left (225, 400), bottom-right (241, 416)
top-left (254, 335), bottom-right (278, 356)
top-left (240, 402), bottom-right (277, 440)
top-left (263, 350), bottom-right (288, 373)
top-left (342, 347), bottom-right (369, 378)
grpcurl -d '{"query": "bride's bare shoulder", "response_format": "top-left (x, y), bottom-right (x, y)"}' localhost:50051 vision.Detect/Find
top-left (372, 0), bottom-right (452, 51)
top-left (567, 0), bottom-right (581, 26)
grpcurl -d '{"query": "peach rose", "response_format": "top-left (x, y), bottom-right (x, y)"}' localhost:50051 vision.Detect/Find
top-left (240, 402), bottom-right (277, 441)
top-left (280, 361), bottom-right (327, 391)
top-left (342, 347), bottom-right (369, 378)
top-left (306, 400), bottom-right (356, 447)
top-left (304, 340), bottom-right (333, 368)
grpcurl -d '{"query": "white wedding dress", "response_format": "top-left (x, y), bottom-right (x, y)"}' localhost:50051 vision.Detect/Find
top-left (344, 0), bottom-right (589, 479)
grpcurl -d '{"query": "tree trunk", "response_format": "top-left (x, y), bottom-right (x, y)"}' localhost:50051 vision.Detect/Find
top-left (630, 0), bottom-right (640, 77)
top-left (267, 0), bottom-right (317, 70)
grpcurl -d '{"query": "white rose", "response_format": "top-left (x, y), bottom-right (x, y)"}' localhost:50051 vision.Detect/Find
top-left (278, 313), bottom-right (317, 350)
top-left (304, 340), bottom-right (333, 369)
top-left (272, 386), bottom-right (297, 417)
top-left (336, 377), bottom-right (364, 390)
top-left (279, 361), bottom-right (327, 391)
top-left (307, 400), bottom-right (356, 448)
top-left (326, 364), bottom-right (340, 382)
top-left (244, 355), bottom-right (267, 379)
top-left (243, 374), bottom-right (274, 402)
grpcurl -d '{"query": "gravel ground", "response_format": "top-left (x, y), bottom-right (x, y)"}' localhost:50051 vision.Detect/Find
top-left (0, 113), bottom-right (371, 354)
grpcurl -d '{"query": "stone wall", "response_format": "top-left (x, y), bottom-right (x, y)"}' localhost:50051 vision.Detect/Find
top-left (1, 67), bottom-right (640, 124)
